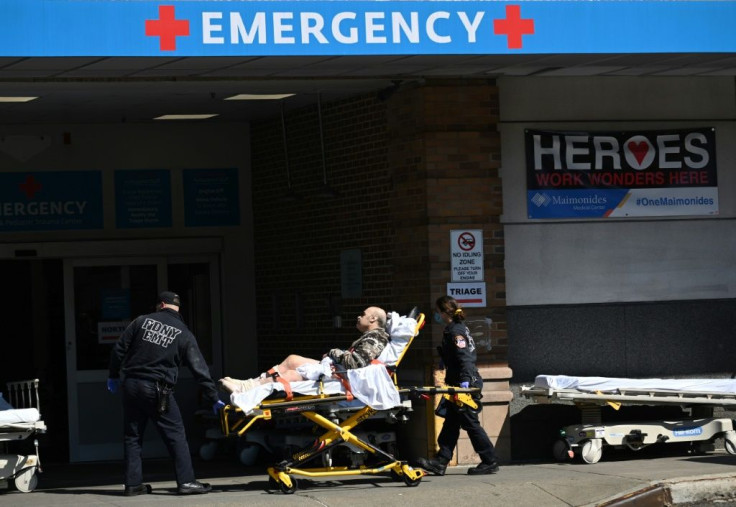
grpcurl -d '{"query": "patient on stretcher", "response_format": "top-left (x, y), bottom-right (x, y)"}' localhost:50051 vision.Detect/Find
top-left (219, 306), bottom-right (389, 394)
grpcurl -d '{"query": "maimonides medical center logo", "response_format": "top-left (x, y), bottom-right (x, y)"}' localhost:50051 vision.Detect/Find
top-left (143, 4), bottom-right (535, 52)
top-left (531, 192), bottom-right (552, 208)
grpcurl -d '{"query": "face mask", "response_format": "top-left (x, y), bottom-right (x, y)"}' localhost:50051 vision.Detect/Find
top-left (433, 312), bottom-right (443, 324)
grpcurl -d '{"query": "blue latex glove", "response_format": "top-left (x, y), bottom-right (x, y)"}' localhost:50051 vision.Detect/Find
top-left (107, 378), bottom-right (120, 394)
top-left (459, 381), bottom-right (470, 389)
top-left (212, 400), bottom-right (226, 415)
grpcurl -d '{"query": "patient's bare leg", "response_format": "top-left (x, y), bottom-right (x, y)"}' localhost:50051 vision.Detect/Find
top-left (277, 354), bottom-right (319, 382)
top-left (219, 354), bottom-right (319, 393)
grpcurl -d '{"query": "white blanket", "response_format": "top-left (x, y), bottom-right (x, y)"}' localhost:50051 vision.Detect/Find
top-left (231, 363), bottom-right (401, 414)
top-left (231, 312), bottom-right (416, 415)
top-left (535, 374), bottom-right (736, 394)
top-left (0, 408), bottom-right (40, 426)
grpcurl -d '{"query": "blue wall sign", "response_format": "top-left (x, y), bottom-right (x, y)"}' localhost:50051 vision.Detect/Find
top-left (0, 171), bottom-right (103, 231)
top-left (115, 169), bottom-right (172, 229)
top-left (0, 1), bottom-right (734, 57)
top-left (101, 288), bottom-right (131, 320)
top-left (183, 168), bottom-right (240, 227)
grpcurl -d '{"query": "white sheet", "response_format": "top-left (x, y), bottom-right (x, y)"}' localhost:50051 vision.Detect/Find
top-left (230, 312), bottom-right (416, 415)
top-left (231, 363), bottom-right (401, 414)
top-left (535, 374), bottom-right (736, 394)
top-left (0, 408), bottom-right (40, 426)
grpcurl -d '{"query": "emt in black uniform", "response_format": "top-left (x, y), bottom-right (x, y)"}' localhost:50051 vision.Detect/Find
top-left (108, 291), bottom-right (224, 496)
top-left (416, 295), bottom-right (500, 476)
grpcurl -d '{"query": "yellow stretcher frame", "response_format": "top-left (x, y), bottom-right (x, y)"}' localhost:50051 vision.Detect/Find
top-left (219, 312), bottom-right (427, 493)
top-left (218, 312), bottom-right (483, 494)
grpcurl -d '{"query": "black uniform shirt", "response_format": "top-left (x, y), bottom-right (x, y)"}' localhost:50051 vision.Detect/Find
top-left (439, 321), bottom-right (478, 386)
top-left (108, 308), bottom-right (218, 405)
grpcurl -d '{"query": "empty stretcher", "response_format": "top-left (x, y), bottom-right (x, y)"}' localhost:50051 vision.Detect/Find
top-left (217, 310), bottom-right (482, 493)
top-left (521, 374), bottom-right (736, 464)
top-left (0, 379), bottom-right (46, 492)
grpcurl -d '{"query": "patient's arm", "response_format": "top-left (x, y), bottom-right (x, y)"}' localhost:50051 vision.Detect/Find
top-left (328, 329), bottom-right (389, 369)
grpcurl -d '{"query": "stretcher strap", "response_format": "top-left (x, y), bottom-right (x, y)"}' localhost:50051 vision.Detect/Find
top-left (334, 373), bottom-right (354, 401)
top-left (268, 368), bottom-right (293, 401)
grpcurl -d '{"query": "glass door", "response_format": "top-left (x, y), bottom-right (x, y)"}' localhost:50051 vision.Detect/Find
top-left (64, 255), bottom-right (220, 462)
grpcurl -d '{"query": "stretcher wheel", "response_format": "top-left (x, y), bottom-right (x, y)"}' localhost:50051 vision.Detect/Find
top-left (552, 439), bottom-right (572, 462)
top-left (394, 464), bottom-right (423, 486)
top-left (199, 441), bottom-right (218, 461)
top-left (402, 473), bottom-right (422, 487)
top-left (238, 444), bottom-right (260, 466)
top-left (278, 477), bottom-right (297, 494)
top-left (14, 468), bottom-right (38, 493)
top-left (724, 437), bottom-right (736, 455)
top-left (268, 474), bottom-right (296, 494)
top-left (580, 439), bottom-right (603, 464)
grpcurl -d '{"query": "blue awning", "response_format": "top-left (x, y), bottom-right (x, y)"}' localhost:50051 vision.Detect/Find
top-left (1, 1), bottom-right (735, 57)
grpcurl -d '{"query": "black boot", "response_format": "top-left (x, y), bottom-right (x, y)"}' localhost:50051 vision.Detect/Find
top-left (416, 457), bottom-right (448, 476)
top-left (467, 461), bottom-right (500, 475)
top-left (177, 481), bottom-right (212, 495)
top-left (123, 484), bottom-right (152, 496)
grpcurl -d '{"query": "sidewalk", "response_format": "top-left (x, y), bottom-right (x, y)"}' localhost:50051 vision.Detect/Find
top-left (5, 450), bottom-right (736, 506)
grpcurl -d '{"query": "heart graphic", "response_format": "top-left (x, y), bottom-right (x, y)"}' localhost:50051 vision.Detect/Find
top-left (627, 141), bottom-right (649, 165)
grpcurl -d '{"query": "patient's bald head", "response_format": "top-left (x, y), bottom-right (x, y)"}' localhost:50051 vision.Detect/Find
top-left (356, 306), bottom-right (387, 332)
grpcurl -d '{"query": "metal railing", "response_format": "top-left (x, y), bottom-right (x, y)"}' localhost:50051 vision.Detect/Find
top-left (5, 379), bottom-right (41, 415)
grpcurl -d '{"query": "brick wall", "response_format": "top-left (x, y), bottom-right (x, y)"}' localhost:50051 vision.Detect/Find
top-left (250, 94), bottom-right (395, 370)
top-left (250, 78), bottom-right (506, 370)
top-left (386, 79), bottom-right (507, 364)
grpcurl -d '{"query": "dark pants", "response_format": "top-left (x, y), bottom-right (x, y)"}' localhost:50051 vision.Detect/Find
top-left (122, 378), bottom-right (195, 487)
top-left (436, 401), bottom-right (497, 465)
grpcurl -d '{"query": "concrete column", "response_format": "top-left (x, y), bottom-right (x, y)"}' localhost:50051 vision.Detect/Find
top-left (383, 78), bottom-right (510, 463)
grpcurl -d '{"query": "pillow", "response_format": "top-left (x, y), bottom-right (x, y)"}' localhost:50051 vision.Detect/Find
top-left (379, 312), bottom-right (417, 366)
top-left (0, 393), bottom-right (13, 411)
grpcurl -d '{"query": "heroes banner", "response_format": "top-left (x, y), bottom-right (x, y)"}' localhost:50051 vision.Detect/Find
top-left (525, 128), bottom-right (719, 219)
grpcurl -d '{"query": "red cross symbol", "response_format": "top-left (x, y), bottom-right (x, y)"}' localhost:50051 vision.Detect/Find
top-left (494, 5), bottom-right (535, 50)
top-left (19, 175), bottom-right (42, 199)
top-left (145, 5), bottom-right (190, 51)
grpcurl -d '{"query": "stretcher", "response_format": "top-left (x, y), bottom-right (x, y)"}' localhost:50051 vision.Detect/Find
top-left (521, 374), bottom-right (736, 464)
top-left (0, 379), bottom-right (46, 492)
top-left (215, 310), bottom-right (481, 493)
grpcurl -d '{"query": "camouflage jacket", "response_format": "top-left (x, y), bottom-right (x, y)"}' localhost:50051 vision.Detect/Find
top-left (327, 328), bottom-right (390, 369)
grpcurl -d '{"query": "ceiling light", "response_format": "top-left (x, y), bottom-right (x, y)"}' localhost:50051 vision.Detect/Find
top-left (224, 94), bottom-right (295, 101)
top-left (153, 114), bottom-right (218, 120)
top-left (0, 96), bottom-right (38, 103)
